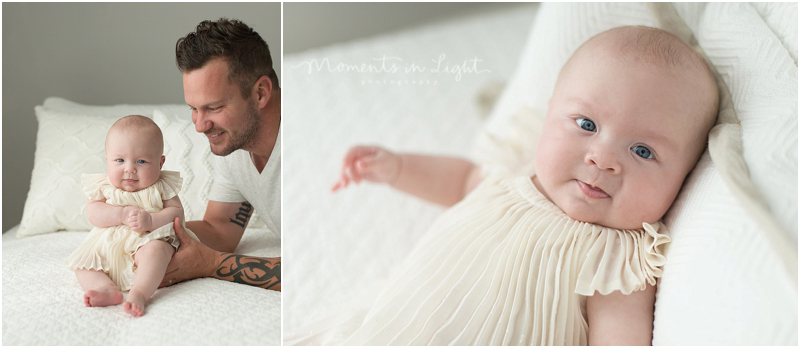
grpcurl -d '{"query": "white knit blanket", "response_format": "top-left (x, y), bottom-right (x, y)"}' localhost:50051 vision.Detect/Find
top-left (2, 225), bottom-right (280, 345)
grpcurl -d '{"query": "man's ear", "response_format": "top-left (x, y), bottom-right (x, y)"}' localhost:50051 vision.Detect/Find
top-left (254, 75), bottom-right (272, 109)
top-left (160, 155), bottom-right (166, 169)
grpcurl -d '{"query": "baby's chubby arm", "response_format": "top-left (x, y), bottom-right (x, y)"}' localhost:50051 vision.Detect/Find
top-left (127, 196), bottom-right (185, 233)
top-left (331, 145), bottom-right (482, 206)
top-left (85, 199), bottom-right (141, 228)
top-left (586, 284), bottom-right (656, 345)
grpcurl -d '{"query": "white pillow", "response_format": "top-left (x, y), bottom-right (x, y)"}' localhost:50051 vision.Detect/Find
top-left (17, 107), bottom-right (116, 237)
top-left (475, 2), bottom-right (797, 345)
top-left (42, 96), bottom-right (187, 119)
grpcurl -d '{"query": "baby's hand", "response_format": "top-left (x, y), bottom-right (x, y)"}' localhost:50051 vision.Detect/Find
top-left (127, 208), bottom-right (153, 233)
top-left (331, 145), bottom-right (401, 191)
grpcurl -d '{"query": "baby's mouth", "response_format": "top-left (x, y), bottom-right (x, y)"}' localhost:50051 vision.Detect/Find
top-left (123, 179), bottom-right (138, 185)
top-left (576, 180), bottom-right (610, 199)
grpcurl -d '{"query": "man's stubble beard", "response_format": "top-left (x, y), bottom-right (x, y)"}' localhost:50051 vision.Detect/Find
top-left (212, 99), bottom-right (260, 157)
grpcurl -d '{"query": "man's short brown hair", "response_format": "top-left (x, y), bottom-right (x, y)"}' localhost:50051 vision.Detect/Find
top-left (176, 18), bottom-right (279, 98)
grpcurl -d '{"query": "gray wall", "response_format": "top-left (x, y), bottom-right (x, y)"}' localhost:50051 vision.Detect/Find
top-left (2, 2), bottom-right (281, 232)
top-left (284, 3), bottom-right (525, 54)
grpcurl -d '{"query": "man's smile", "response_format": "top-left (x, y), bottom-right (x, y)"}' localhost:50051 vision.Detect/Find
top-left (206, 130), bottom-right (225, 142)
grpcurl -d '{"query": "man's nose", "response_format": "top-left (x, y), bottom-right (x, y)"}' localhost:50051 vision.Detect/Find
top-left (192, 110), bottom-right (212, 133)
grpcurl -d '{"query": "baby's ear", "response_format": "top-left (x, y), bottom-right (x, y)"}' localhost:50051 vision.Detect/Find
top-left (160, 155), bottom-right (166, 169)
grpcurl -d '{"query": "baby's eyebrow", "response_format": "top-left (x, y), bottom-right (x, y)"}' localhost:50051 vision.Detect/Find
top-left (639, 129), bottom-right (675, 148)
top-left (565, 98), bottom-right (592, 110)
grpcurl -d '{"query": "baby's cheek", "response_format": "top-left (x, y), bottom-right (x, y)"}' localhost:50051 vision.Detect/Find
top-left (626, 189), bottom-right (674, 224)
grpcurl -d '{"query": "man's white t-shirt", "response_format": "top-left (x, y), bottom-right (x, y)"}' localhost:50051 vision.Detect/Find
top-left (207, 128), bottom-right (280, 239)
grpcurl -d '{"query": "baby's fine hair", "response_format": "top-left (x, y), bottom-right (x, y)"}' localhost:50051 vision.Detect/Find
top-left (598, 26), bottom-right (706, 71)
top-left (106, 115), bottom-right (164, 154)
top-left (564, 25), bottom-right (719, 133)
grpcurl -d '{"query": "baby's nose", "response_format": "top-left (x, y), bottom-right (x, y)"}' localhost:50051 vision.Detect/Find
top-left (586, 146), bottom-right (620, 173)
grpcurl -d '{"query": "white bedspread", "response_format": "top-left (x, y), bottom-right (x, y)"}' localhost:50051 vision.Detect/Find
top-left (2, 225), bottom-right (280, 345)
top-left (283, 4), bottom-right (539, 334)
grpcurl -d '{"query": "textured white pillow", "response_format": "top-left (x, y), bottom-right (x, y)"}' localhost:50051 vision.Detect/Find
top-left (152, 108), bottom-right (213, 222)
top-left (16, 107), bottom-right (116, 237)
top-left (475, 2), bottom-right (797, 345)
top-left (42, 96), bottom-right (187, 119)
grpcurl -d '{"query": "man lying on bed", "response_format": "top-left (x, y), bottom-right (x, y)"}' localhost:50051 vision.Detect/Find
top-left (158, 18), bottom-right (281, 291)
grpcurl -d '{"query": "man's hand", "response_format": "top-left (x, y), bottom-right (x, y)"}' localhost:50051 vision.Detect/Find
top-left (160, 217), bottom-right (217, 288)
top-left (160, 217), bottom-right (281, 291)
top-left (331, 145), bottom-right (402, 191)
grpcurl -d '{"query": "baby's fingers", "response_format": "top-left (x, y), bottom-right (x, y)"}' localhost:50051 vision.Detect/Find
top-left (341, 146), bottom-right (377, 167)
top-left (331, 175), bottom-right (350, 192)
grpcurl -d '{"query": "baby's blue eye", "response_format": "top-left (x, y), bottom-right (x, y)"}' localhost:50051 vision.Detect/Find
top-left (632, 145), bottom-right (653, 159)
top-left (575, 118), bottom-right (596, 132)
top-left (136, 159), bottom-right (146, 164)
top-left (115, 158), bottom-right (124, 163)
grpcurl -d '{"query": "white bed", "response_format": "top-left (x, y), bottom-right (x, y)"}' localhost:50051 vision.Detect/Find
top-left (2, 98), bottom-right (281, 345)
top-left (284, 2), bottom-right (797, 345)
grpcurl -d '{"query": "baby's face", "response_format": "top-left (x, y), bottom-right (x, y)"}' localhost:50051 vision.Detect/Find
top-left (105, 129), bottom-right (164, 192)
top-left (533, 46), bottom-right (710, 230)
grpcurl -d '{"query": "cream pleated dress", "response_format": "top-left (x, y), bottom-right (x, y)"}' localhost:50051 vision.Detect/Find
top-left (289, 173), bottom-right (670, 345)
top-left (65, 171), bottom-right (183, 291)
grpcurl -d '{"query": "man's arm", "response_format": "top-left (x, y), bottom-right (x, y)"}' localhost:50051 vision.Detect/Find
top-left (187, 200), bottom-right (254, 253)
top-left (215, 253), bottom-right (281, 290)
top-left (161, 217), bottom-right (280, 291)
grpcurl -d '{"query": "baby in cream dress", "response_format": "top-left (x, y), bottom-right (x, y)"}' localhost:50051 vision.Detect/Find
top-left (292, 26), bottom-right (720, 345)
top-left (66, 115), bottom-right (192, 317)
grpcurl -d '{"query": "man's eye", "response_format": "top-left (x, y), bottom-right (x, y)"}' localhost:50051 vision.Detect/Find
top-left (632, 145), bottom-right (653, 159)
top-left (575, 118), bottom-right (596, 132)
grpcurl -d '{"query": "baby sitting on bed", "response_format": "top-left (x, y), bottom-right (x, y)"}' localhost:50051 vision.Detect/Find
top-left (297, 26), bottom-right (719, 345)
top-left (66, 115), bottom-right (191, 317)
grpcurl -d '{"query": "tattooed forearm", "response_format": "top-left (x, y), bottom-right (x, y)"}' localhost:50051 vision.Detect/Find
top-left (215, 253), bottom-right (281, 291)
top-left (229, 202), bottom-right (253, 228)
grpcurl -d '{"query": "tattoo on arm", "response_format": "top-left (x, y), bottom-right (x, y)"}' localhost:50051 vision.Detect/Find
top-left (215, 253), bottom-right (281, 291)
top-left (229, 202), bottom-right (253, 228)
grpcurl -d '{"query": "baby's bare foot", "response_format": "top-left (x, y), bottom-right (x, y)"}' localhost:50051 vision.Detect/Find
top-left (83, 287), bottom-right (123, 307)
top-left (122, 290), bottom-right (146, 317)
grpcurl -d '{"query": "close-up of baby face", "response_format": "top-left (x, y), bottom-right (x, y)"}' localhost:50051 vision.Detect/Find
top-left (105, 125), bottom-right (165, 192)
top-left (533, 28), bottom-right (717, 230)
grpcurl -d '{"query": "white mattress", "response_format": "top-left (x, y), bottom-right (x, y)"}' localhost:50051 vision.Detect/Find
top-left (283, 4), bottom-right (539, 334)
top-left (2, 225), bottom-right (281, 345)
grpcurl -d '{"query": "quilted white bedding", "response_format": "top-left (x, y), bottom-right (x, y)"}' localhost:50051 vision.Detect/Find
top-left (3, 226), bottom-right (280, 345)
top-left (284, 2), bottom-right (797, 345)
